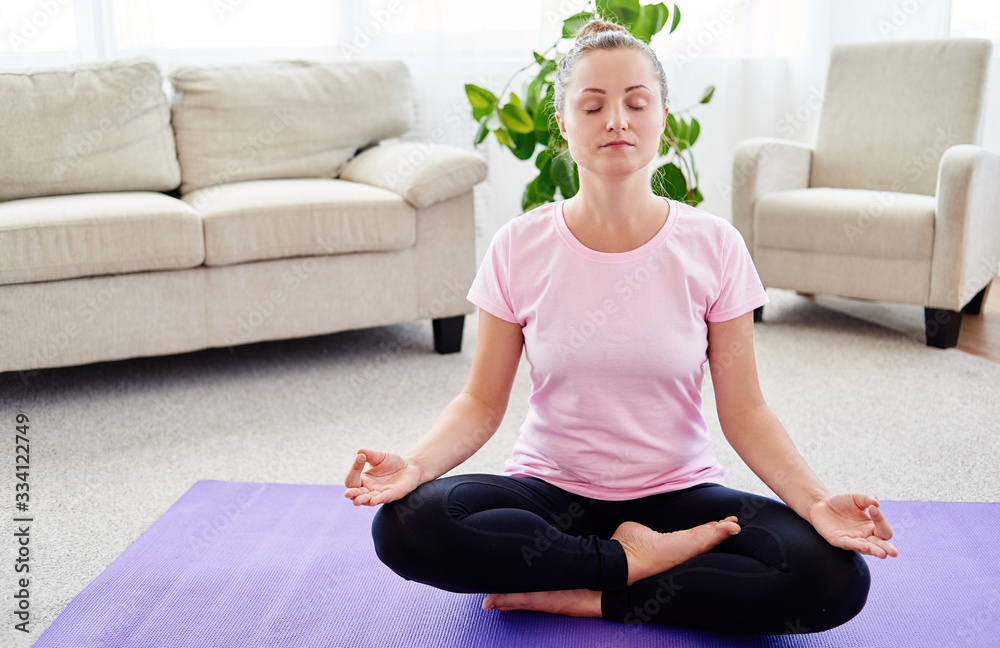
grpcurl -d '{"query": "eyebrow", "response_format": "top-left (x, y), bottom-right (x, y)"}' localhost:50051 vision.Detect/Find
top-left (578, 85), bottom-right (651, 96)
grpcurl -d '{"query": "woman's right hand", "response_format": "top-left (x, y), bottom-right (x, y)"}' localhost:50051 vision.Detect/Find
top-left (343, 449), bottom-right (423, 506)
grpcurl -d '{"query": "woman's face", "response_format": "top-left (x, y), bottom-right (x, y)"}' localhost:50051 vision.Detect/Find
top-left (555, 48), bottom-right (668, 180)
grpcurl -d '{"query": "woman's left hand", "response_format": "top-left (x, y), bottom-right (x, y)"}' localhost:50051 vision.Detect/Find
top-left (807, 493), bottom-right (899, 559)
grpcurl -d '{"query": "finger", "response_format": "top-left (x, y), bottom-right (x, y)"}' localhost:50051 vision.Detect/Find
top-left (868, 505), bottom-right (895, 541)
top-left (853, 493), bottom-right (879, 514)
top-left (359, 448), bottom-right (387, 467)
top-left (344, 452), bottom-right (367, 489)
top-left (868, 536), bottom-right (899, 558)
top-left (834, 536), bottom-right (874, 555)
top-left (849, 538), bottom-right (888, 559)
top-left (343, 487), bottom-right (368, 499)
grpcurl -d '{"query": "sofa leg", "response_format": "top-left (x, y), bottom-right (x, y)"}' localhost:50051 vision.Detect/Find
top-left (962, 282), bottom-right (991, 315)
top-left (753, 306), bottom-right (764, 322)
top-left (924, 308), bottom-right (963, 349)
top-left (432, 315), bottom-right (465, 354)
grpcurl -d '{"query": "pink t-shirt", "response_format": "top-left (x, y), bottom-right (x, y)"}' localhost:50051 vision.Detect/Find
top-left (466, 197), bottom-right (769, 501)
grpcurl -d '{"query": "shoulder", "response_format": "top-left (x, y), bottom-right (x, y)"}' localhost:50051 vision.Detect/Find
top-left (509, 201), bottom-right (559, 237)
top-left (488, 201), bottom-right (560, 252)
top-left (670, 201), bottom-right (743, 250)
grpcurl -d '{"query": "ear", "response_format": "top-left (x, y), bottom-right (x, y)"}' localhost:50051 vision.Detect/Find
top-left (662, 106), bottom-right (669, 130)
top-left (554, 112), bottom-right (567, 137)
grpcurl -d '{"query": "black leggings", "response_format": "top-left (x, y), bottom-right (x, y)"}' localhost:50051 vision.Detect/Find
top-left (372, 474), bottom-right (870, 634)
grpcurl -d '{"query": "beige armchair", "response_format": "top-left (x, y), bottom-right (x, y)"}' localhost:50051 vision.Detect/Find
top-left (732, 38), bottom-right (998, 348)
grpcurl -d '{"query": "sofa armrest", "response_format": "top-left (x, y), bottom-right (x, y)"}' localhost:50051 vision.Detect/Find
top-left (731, 137), bottom-right (813, 255)
top-left (929, 144), bottom-right (1000, 310)
top-left (339, 142), bottom-right (487, 209)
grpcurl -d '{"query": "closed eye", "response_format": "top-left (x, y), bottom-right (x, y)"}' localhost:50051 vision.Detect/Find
top-left (584, 106), bottom-right (646, 114)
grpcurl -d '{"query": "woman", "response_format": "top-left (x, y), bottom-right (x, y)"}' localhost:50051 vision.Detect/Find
top-left (344, 17), bottom-right (897, 634)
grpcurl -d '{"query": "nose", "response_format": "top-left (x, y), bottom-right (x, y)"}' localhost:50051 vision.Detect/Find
top-left (606, 104), bottom-right (627, 132)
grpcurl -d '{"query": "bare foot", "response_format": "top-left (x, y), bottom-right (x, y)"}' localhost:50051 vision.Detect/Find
top-left (482, 589), bottom-right (602, 618)
top-left (611, 517), bottom-right (740, 585)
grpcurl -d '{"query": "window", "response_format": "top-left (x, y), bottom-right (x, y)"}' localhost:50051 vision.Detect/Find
top-left (110, 0), bottom-right (339, 51)
top-left (950, 0), bottom-right (1000, 41)
top-left (0, 0), bottom-right (78, 54)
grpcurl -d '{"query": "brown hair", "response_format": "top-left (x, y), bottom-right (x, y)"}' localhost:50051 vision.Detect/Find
top-left (553, 16), bottom-right (669, 115)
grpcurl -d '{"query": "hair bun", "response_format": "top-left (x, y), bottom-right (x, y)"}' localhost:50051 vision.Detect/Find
top-left (574, 16), bottom-right (630, 40)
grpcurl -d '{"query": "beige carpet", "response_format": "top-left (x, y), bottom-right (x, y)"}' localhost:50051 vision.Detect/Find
top-left (1, 288), bottom-right (998, 644)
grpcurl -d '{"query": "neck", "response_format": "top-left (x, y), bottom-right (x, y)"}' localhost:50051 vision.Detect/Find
top-left (565, 167), bottom-right (665, 230)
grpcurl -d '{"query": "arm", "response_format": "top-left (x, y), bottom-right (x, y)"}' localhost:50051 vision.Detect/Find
top-left (344, 309), bottom-right (523, 505)
top-left (707, 313), bottom-right (898, 558)
top-left (707, 313), bottom-right (828, 518)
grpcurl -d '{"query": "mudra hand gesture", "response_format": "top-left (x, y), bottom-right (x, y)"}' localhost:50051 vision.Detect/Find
top-left (807, 493), bottom-right (899, 559)
top-left (343, 449), bottom-right (422, 506)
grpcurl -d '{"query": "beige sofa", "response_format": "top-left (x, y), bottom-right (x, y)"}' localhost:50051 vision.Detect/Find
top-left (0, 58), bottom-right (487, 374)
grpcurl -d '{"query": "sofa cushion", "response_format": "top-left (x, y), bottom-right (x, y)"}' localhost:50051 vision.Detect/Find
top-left (170, 60), bottom-right (413, 195)
top-left (0, 58), bottom-right (181, 202)
top-left (339, 143), bottom-right (488, 209)
top-left (0, 192), bottom-right (204, 286)
top-left (755, 188), bottom-right (936, 260)
top-left (183, 179), bottom-right (417, 267)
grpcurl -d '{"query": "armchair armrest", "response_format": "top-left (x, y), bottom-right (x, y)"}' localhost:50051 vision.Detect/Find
top-left (339, 142), bottom-right (487, 209)
top-left (731, 138), bottom-right (813, 255)
top-left (929, 144), bottom-right (1000, 310)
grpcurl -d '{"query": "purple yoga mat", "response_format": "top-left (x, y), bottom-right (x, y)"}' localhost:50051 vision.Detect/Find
top-left (32, 480), bottom-right (1000, 648)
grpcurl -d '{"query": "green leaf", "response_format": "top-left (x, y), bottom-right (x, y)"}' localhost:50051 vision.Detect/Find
top-left (658, 130), bottom-right (671, 157)
top-left (562, 11), bottom-right (594, 38)
top-left (522, 190), bottom-right (550, 213)
top-left (690, 186), bottom-right (704, 205)
top-left (675, 117), bottom-right (689, 152)
top-left (473, 116), bottom-right (489, 146)
top-left (651, 162), bottom-right (688, 201)
top-left (650, 3), bottom-right (670, 34)
top-left (670, 3), bottom-right (681, 33)
top-left (666, 112), bottom-right (678, 141)
top-left (535, 123), bottom-right (550, 148)
top-left (495, 128), bottom-right (514, 148)
top-left (630, 2), bottom-right (668, 43)
top-left (523, 169), bottom-right (556, 211)
top-left (534, 85), bottom-right (556, 133)
top-left (500, 101), bottom-right (535, 134)
top-left (525, 77), bottom-right (541, 114)
top-left (535, 147), bottom-right (554, 170)
top-left (552, 152), bottom-right (579, 199)
top-left (689, 117), bottom-right (700, 147)
top-left (510, 129), bottom-right (537, 160)
top-left (597, 0), bottom-right (641, 28)
top-left (532, 50), bottom-right (546, 64)
top-left (700, 85), bottom-right (715, 104)
top-left (465, 84), bottom-right (498, 121)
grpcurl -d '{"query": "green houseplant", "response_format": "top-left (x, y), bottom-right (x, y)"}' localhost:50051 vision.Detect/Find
top-left (465, 0), bottom-right (714, 212)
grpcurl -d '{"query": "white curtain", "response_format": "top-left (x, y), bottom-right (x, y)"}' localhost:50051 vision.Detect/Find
top-left (1, 0), bottom-right (997, 245)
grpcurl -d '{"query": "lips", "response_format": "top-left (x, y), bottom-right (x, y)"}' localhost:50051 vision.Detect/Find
top-left (602, 140), bottom-right (633, 148)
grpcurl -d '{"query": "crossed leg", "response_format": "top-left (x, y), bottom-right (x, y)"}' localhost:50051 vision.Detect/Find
top-left (372, 475), bottom-right (869, 634)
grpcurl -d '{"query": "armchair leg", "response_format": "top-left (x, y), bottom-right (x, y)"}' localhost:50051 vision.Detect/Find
top-left (432, 315), bottom-right (465, 354)
top-left (924, 308), bottom-right (963, 349)
top-left (961, 282), bottom-right (991, 315)
top-left (753, 306), bottom-right (764, 322)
